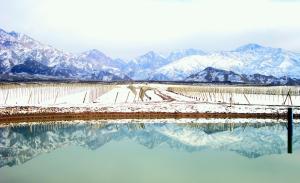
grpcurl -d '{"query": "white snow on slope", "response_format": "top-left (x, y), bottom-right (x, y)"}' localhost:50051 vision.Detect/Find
top-left (153, 44), bottom-right (300, 80)
top-left (156, 54), bottom-right (243, 80)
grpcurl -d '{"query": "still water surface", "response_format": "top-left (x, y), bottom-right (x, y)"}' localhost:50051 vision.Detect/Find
top-left (0, 120), bottom-right (300, 183)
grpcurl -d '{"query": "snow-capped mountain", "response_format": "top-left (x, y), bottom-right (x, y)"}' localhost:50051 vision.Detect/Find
top-left (124, 51), bottom-right (169, 80)
top-left (78, 49), bottom-right (125, 71)
top-left (186, 67), bottom-right (299, 85)
top-left (1, 27), bottom-right (300, 83)
top-left (166, 48), bottom-right (206, 62)
top-left (1, 122), bottom-right (299, 168)
top-left (0, 28), bottom-right (76, 69)
top-left (0, 28), bottom-right (129, 81)
top-left (150, 43), bottom-right (300, 81)
top-left (123, 49), bottom-right (206, 80)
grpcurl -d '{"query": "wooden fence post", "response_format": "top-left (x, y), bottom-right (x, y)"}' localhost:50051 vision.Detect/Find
top-left (288, 107), bottom-right (293, 154)
top-left (114, 92), bottom-right (119, 104)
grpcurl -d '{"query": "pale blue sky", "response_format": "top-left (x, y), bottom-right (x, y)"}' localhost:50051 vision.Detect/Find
top-left (0, 0), bottom-right (300, 58)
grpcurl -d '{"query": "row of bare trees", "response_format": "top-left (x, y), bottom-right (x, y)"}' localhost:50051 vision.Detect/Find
top-left (0, 83), bottom-right (116, 105)
top-left (167, 85), bottom-right (300, 106)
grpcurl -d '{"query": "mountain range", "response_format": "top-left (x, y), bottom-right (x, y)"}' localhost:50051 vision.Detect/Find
top-left (1, 27), bottom-right (300, 84)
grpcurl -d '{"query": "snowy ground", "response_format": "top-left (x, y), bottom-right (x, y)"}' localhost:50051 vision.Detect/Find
top-left (0, 83), bottom-right (299, 115)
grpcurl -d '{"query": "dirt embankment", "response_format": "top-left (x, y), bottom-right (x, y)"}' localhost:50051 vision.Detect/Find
top-left (0, 106), bottom-right (298, 124)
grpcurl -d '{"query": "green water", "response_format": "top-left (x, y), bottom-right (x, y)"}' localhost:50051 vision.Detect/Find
top-left (0, 122), bottom-right (300, 183)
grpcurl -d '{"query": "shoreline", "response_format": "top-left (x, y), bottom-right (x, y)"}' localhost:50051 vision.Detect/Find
top-left (0, 110), bottom-right (299, 124)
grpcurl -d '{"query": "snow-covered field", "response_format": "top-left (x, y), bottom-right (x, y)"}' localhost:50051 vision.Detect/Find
top-left (0, 83), bottom-right (299, 115)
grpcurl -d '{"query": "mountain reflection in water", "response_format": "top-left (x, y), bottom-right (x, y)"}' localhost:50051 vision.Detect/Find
top-left (0, 120), bottom-right (299, 168)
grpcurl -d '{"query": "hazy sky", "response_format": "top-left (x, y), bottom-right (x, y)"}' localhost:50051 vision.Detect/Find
top-left (0, 0), bottom-right (300, 58)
